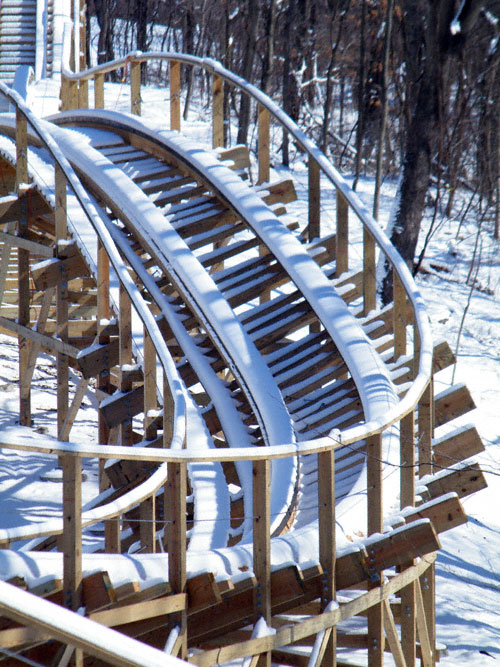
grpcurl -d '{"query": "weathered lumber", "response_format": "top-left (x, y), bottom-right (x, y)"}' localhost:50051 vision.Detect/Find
top-left (432, 424), bottom-right (484, 468)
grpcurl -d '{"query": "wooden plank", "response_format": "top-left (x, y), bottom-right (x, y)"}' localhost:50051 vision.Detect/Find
top-left (336, 190), bottom-right (348, 276)
top-left (258, 178), bottom-right (297, 206)
top-left (402, 493), bottom-right (467, 534)
top-left (212, 74), bottom-right (224, 149)
top-left (0, 230), bottom-right (52, 256)
top-left (393, 272), bottom-right (406, 360)
top-left (99, 384), bottom-right (144, 429)
top-left (363, 227), bottom-right (376, 315)
top-left (170, 60), bottom-right (181, 131)
top-left (77, 338), bottom-right (120, 379)
top-left (432, 424), bottom-right (484, 469)
top-left (189, 557), bottom-right (436, 667)
top-left (258, 106), bottom-right (270, 185)
top-left (415, 579), bottom-right (433, 667)
top-left (418, 381), bottom-right (433, 477)
top-left (434, 383), bottom-right (476, 428)
top-left (317, 449), bottom-right (336, 665)
top-left (432, 339), bottom-right (455, 371)
top-left (187, 572), bottom-right (222, 612)
top-left (31, 254), bottom-right (89, 290)
top-left (253, 459), bottom-right (271, 625)
top-left (367, 432), bottom-right (383, 666)
top-left (400, 411), bottom-right (415, 508)
top-left (187, 524), bottom-right (439, 645)
top-left (308, 158), bottom-right (320, 242)
top-left (130, 59), bottom-right (141, 116)
top-left (94, 72), bottom-right (104, 108)
top-left (166, 461), bottom-right (187, 658)
top-left (425, 463), bottom-right (486, 500)
top-left (62, 456), bottom-right (82, 612)
top-left (383, 599), bottom-right (407, 667)
top-left (88, 593), bottom-right (186, 627)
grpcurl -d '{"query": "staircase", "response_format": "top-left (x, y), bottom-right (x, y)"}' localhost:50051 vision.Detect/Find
top-left (0, 0), bottom-right (37, 85)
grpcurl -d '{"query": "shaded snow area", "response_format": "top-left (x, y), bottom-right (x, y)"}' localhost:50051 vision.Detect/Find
top-left (0, 83), bottom-right (498, 665)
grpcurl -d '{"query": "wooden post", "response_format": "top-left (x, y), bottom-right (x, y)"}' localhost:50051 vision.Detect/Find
top-left (419, 378), bottom-right (435, 665)
top-left (55, 165), bottom-right (69, 441)
top-left (62, 455), bottom-right (82, 612)
top-left (258, 106), bottom-right (270, 185)
top-left (94, 72), bottom-right (104, 109)
top-left (170, 61), bottom-right (181, 131)
top-left (143, 326), bottom-right (157, 441)
top-left (393, 273), bottom-right (406, 360)
top-left (78, 79), bottom-right (89, 109)
top-left (166, 461), bottom-right (187, 658)
top-left (212, 75), bottom-right (224, 149)
top-left (253, 459), bottom-right (271, 667)
top-left (363, 227), bottom-right (376, 315)
top-left (16, 110), bottom-right (31, 427)
top-left (336, 191), bottom-right (348, 277)
top-left (130, 59), bottom-right (141, 115)
top-left (308, 158), bottom-right (320, 242)
top-left (68, 79), bottom-right (79, 110)
top-left (318, 450), bottom-right (336, 666)
top-left (400, 409), bottom-right (416, 667)
top-left (119, 285), bottom-right (133, 447)
top-left (97, 240), bottom-right (110, 451)
top-left (367, 433), bottom-right (384, 666)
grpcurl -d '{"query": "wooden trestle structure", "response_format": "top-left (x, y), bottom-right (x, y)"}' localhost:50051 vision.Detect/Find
top-left (0, 49), bottom-right (487, 667)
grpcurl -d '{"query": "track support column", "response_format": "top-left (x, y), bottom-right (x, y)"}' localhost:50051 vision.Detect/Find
top-left (318, 449), bottom-right (336, 666)
top-left (253, 459), bottom-right (271, 667)
top-left (367, 433), bottom-right (384, 666)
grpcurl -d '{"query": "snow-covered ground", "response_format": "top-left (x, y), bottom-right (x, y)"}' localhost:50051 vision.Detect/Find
top-left (0, 80), bottom-right (498, 665)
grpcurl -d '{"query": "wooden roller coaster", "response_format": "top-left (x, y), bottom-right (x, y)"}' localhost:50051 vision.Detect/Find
top-left (0, 19), bottom-right (487, 667)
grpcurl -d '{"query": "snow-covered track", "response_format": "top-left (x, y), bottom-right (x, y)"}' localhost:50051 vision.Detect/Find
top-left (0, 51), bottom-right (488, 666)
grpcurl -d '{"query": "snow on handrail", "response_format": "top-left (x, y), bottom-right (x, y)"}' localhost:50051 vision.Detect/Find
top-left (0, 82), bottom-right (188, 451)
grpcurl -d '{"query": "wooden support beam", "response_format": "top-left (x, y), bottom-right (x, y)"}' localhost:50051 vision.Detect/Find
top-left (77, 338), bottom-right (120, 379)
top-left (55, 164), bottom-right (69, 441)
top-left (424, 463), bottom-right (486, 500)
top-left (94, 72), bottom-right (104, 109)
top-left (99, 385), bottom-right (144, 429)
top-left (119, 285), bottom-right (133, 447)
top-left (432, 424), bottom-right (484, 469)
top-left (393, 273), bottom-right (407, 360)
top-left (433, 383), bottom-right (476, 428)
top-left (402, 493), bottom-right (467, 534)
top-left (253, 459), bottom-right (271, 618)
top-left (335, 191), bottom-right (348, 276)
top-left (170, 61), bottom-right (181, 131)
top-left (308, 159), bottom-right (320, 242)
top-left (17, 113), bottom-right (31, 427)
top-left (166, 461), bottom-right (187, 658)
top-left (367, 433), bottom-right (384, 666)
top-left (212, 75), bottom-right (224, 149)
top-left (383, 599), bottom-right (407, 667)
top-left (257, 178), bottom-right (297, 206)
top-left (130, 59), bottom-right (141, 116)
top-left (418, 381), bottom-right (433, 477)
top-left (62, 455), bottom-right (82, 612)
top-left (363, 227), bottom-right (376, 315)
top-left (31, 254), bottom-right (90, 291)
top-left (0, 315), bottom-right (80, 358)
top-left (258, 106), bottom-right (270, 185)
top-left (317, 449), bottom-right (336, 666)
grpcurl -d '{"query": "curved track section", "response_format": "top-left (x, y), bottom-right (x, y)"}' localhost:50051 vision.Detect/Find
top-left (0, 64), bottom-right (486, 665)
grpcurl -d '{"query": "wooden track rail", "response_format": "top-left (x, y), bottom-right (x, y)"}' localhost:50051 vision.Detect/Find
top-left (0, 45), bottom-right (487, 667)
